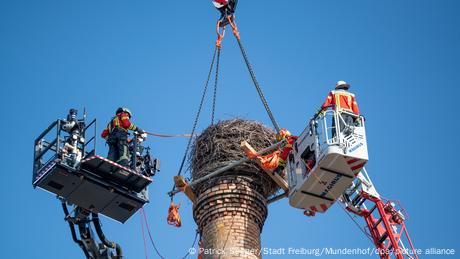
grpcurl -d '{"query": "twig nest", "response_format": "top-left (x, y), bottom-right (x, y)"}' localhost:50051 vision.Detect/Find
top-left (190, 119), bottom-right (280, 197)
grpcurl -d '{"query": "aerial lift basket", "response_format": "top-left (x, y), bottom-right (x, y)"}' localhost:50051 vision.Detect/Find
top-left (287, 109), bottom-right (368, 213)
top-left (32, 118), bottom-right (151, 223)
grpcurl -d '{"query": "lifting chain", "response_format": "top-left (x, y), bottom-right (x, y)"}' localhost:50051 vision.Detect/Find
top-left (227, 16), bottom-right (280, 132)
top-left (170, 46), bottom-right (219, 196)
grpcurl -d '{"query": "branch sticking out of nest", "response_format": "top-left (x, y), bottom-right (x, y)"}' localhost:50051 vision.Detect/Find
top-left (190, 119), bottom-right (280, 197)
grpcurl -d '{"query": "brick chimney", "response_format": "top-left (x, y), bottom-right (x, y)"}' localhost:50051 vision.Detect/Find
top-left (191, 120), bottom-right (278, 258)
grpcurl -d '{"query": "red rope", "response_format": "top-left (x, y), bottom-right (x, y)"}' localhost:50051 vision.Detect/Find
top-left (141, 208), bottom-right (165, 259)
top-left (140, 212), bottom-right (149, 259)
top-left (145, 132), bottom-right (192, 138)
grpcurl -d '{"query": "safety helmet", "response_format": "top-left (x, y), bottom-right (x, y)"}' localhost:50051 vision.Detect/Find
top-left (116, 107), bottom-right (132, 117)
top-left (335, 80), bottom-right (350, 90)
top-left (276, 128), bottom-right (292, 141)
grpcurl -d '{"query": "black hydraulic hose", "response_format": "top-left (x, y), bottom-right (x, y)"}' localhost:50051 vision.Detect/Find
top-left (61, 203), bottom-right (91, 259)
top-left (91, 213), bottom-right (123, 258)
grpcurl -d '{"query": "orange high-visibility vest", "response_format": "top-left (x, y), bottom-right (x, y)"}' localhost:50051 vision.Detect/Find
top-left (101, 112), bottom-right (137, 139)
top-left (321, 90), bottom-right (360, 115)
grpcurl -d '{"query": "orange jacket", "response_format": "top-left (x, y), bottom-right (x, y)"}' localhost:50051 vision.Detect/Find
top-left (321, 90), bottom-right (360, 115)
top-left (279, 136), bottom-right (298, 162)
top-left (101, 112), bottom-right (137, 139)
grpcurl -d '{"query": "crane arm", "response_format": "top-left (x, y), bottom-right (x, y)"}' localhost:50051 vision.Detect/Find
top-left (340, 168), bottom-right (418, 259)
top-left (62, 202), bottom-right (122, 259)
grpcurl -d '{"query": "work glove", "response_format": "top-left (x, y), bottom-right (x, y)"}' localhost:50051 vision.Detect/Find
top-left (317, 109), bottom-right (326, 117)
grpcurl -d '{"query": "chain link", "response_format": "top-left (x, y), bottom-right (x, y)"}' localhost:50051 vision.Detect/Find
top-left (235, 37), bottom-right (280, 132)
top-left (170, 46), bottom-right (219, 194)
top-left (211, 48), bottom-right (221, 125)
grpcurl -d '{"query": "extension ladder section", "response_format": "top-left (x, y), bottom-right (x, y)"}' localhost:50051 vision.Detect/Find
top-left (342, 170), bottom-right (418, 259)
top-left (287, 109), bottom-right (368, 213)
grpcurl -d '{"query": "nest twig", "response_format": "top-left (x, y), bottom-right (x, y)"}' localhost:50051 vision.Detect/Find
top-left (190, 119), bottom-right (280, 197)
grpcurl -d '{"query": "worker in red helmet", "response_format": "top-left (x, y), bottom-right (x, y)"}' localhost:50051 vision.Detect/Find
top-left (212, 0), bottom-right (238, 26)
top-left (101, 107), bottom-right (144, 167)
top-left (274, 128), bottom-right (298, 175)
top-left (318, 80), bottom-right (360, 135)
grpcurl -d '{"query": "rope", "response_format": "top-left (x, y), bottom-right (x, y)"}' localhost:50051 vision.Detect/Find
top-left (228, 17), bottom-right (280, 132)
top-left (211, 48), bottom-right (221, 125)
top-left (339, 203), bottom-right (375, 244)
top-left (141, 208), bottom-right (165, 259)
top-left (140, 212), bottom-right (149, 259)
top-left (181, 230), bottom-right (200, 259)
top-left (307, 168), bottom-right (372, 243)
top-left (170, 46), bottom-right (219, 195)
top-left (304, 164), bottom-right (375, 245)
top-left (145, 132), bottom-right (192, 138)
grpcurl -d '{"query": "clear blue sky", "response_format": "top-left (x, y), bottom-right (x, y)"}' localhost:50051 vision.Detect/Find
top-left (1, 0), bottom-right (459, 258)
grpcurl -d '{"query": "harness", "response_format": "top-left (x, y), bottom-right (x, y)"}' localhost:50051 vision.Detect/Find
top-left (107, 114), bottom-right (127, 133)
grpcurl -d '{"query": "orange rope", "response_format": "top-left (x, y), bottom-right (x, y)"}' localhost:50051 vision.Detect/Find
top-left (227, 16), bottom-right (240, 40)
top-left (215, 20), bottom-right (226, 49)
top-left (167, 202), bottom-right (182, 228)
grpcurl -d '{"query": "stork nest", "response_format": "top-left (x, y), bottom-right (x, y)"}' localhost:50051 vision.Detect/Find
top-left (190, 119), bottom-right (280, 197)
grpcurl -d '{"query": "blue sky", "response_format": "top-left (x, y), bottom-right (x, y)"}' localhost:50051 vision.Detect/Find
top-left (1, 0), bottom-right (459, 258)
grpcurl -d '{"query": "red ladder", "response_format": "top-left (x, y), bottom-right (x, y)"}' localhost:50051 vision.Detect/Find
top-left (341, 168), bottom-right (418, 259)
top-left (349, 192), bottom-right (418, 259)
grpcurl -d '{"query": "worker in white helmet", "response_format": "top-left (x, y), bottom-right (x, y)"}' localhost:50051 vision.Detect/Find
top-left (318, 81), bottom-right (360, 135)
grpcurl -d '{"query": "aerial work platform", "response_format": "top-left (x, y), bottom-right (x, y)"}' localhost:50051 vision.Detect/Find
top-left (81, 155), bottom-right (151, 193)
top-left (33, 116), bottom-right (153, 223)
top-left (287, 109), bottom-right (368, 214)
top-left (33, 155), bottom-right (149, 223)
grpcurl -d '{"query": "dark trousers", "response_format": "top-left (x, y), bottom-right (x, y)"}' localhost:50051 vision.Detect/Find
top-left (107, 128), bottom-right (130, 166)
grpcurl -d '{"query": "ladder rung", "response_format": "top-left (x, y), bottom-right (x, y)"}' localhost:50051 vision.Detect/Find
top-left (378, 232), bottom-right (388, 244)
top-left (352, 194), bottom-right (363, 206)
top-left (372, 218), bottom-right (383, 229)
top-left (388, 244), bottom-right (393, 252)
top-left (342, 194), bottom-right (352, 203)
top-left (357, 198), bottom-right (366, 207)
top-left (368, 205), bottom-right (377, 215)
top-left (348, 183), bottom-right (360, 195)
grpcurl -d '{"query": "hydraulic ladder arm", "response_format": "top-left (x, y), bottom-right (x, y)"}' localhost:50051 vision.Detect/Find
top-left (340, 168), bottom-right (418, 259)
top-left (62, 202), bottom-right (123, 259)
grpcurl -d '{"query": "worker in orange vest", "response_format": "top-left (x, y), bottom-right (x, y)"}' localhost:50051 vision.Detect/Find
top-left (274, 129), bottom-right (298, 175)
top-left (319, 80), bottom-right (360, 134)
top-left (101, 107), bottom-right (144, 167)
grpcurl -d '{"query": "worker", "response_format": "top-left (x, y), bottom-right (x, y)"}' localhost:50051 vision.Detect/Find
top-left (101, 107), bottom-right (144, 167)
top-left (273, 129), bottom-right (298, 175)
top-left (61, 109), bottom-right (85, 166)
top-left (212, 0), bottom-right (238, 25)
top-left (318, 80), bottom-right (360, 134)
top-left (243, 128), bottom-right (297, 176)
